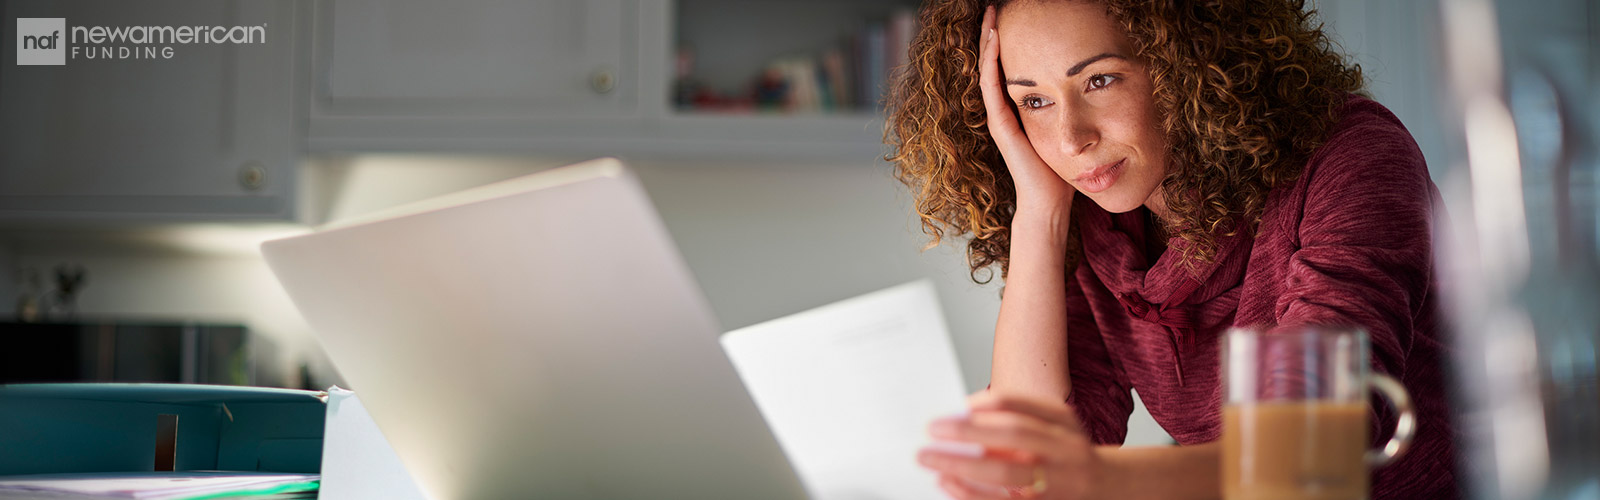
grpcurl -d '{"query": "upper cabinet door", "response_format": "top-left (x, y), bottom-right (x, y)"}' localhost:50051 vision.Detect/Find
top-left (313, 0), bottom-right (635, 119)
top-left (0, 0), bottom-right (303, 222)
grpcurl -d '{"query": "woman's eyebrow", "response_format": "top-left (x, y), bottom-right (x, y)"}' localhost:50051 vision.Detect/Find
top-left (1067, 53), bottom-right (1124, 76)
top-left (1005, 53), bottom-right (1127, 88)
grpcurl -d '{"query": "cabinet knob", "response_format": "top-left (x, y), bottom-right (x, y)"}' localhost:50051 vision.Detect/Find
top-left (239, 162), bottom-right (267, 191)
top-left (590, 69), bottom-right (615, 94)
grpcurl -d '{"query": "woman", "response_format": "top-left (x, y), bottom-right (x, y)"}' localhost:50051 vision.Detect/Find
top-left (886, 0), bottom-right (1459, 498)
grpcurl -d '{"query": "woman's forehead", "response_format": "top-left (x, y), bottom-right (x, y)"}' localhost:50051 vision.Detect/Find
top-left (997, 0), bottom-right (1135, 75)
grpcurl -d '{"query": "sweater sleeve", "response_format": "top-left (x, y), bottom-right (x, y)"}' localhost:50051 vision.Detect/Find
top-left (1275, 114), bottom-right (1433, 382)
top-left (1273, 111), bottom-right (1440, 491)
top-left (1063, 265), bottom-right (1135, 445)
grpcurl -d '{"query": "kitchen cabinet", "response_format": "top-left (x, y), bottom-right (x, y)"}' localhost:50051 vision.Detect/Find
top-left (307, 0), bottom-right (662, 152)
top-left (306, 0), bottom-right (904, 161)
top-left (314, 0), bottom-right (633, 116)
top-left (0, 0), bottom-right (306, 223)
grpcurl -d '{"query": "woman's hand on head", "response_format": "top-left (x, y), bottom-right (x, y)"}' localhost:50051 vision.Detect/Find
top-left (918, 391), bottom-right (1103, 499)
top-left (980, 6), bottom-right (1075, 214)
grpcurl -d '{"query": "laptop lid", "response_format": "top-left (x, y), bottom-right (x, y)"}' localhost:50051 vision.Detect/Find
top-left (262, 158), bottom-right (807, 499)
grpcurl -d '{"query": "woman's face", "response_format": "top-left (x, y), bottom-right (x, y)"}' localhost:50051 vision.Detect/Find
top-left (998, 0), bottom-right (1169, 214)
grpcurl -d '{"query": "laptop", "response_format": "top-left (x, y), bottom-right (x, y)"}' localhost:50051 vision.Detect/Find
top-left (261, 158), bottom-right (809, 499)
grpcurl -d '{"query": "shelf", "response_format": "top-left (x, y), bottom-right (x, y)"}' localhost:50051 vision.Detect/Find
top-left (651, 112), bottom-right (888, 161)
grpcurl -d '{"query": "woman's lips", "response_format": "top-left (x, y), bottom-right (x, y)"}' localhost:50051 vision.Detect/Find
top-left (1073, 159), bottom-right (1125, 194)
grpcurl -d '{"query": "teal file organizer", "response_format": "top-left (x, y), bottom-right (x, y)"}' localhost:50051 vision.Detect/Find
top-left (0, 383), bottom-right (327, 475)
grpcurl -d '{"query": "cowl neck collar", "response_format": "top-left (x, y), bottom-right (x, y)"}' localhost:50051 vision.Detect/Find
top-left (1073, 195), bottom-right (1253, 385)
top-left (1075, 196), bottom-right (1250, 303)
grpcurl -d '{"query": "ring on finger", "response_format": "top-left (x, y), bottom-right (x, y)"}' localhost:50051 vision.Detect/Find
top-left (1007, 466), bottom-right (1049, 498)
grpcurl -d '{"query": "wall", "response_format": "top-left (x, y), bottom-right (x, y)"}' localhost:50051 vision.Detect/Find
top-left (9, 247), bottom-right (311, 387)
top-left (1318, 0), bottom-right (1450, 176)
top-left (0, 244), bottom-right (14, 313)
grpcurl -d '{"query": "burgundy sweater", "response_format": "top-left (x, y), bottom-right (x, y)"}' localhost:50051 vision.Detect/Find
top-left (1060, 96), bottom-right (1459, 498)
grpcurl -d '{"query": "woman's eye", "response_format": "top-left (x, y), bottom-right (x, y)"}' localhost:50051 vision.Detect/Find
top-left (1086, 74), bottom-right (1119, 91)
top-left (1019, 96), bottom-right (1053, 110)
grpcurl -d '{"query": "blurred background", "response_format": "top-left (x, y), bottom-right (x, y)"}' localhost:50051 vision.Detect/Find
top-left (0, 1), bottom-right (1595, 496)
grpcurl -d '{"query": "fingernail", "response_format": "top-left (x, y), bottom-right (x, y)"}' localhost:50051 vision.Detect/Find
top-left (929, 417), bottom-right (965, 437)
top-left (917, 450), bottom-right (936, 466)
top-left (936, 415), bottom-right (969, 425)
top-left (926, 440), bottom-right (986, 458)
top-left (988, 28), bottom-right (996, 42)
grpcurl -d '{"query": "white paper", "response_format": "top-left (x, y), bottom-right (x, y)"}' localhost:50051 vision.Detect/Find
top-left (318, 387), bottom-right (430, 500)
top-left (720, 280), bottom-right (971, 500)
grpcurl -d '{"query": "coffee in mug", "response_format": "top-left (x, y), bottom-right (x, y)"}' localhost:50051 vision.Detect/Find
top-left (1220, 326), bottom-right (1416, 500)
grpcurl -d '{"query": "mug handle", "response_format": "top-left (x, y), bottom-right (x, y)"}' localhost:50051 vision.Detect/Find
top-left (1365, 373), bottom-right (1417, 467)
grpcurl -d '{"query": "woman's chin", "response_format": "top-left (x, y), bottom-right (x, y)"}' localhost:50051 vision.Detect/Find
top-left (1083, 191), bottom-right (1147, 214)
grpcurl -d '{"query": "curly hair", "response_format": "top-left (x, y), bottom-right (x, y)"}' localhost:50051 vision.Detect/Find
top-left (885, 0), bottom-right (1364, 283)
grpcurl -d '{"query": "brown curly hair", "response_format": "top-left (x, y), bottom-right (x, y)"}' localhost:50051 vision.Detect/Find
top-left (885, 0), bottom-right (1364, 283)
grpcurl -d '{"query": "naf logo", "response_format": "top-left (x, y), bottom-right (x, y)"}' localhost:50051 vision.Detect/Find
top-left (16, 18), bottom-right (66, 65)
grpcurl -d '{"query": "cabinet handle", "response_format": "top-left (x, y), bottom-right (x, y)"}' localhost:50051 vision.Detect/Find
top-left (590, 69), bottom-right (615, 94)
top-left (239, 162), bottom-right (267, 192)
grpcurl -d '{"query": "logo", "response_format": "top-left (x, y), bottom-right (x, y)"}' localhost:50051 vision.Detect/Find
top-left (15, 17), bottom-right (268, 65)
top-left (17, 18), bottom-right (66, 65)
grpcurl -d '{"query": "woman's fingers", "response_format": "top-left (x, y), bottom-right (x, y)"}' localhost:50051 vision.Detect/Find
top-left (938, 473), bottom-right (1016, 500)
top-left (975, 5), bottom-right (1073, 208)
top-left (922, 398), bottom-right (1099, 498)
top-left (928, 411), bottom-right (1079, 462)
top-left (969, 391), bottom-right (1086, 434)
top-left (919, 449), bottom-right (1037, 490)
top-left (977, 7), bottom-right (1023, 149)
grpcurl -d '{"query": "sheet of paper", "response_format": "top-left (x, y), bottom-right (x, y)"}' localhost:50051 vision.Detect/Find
top-left (318, 387), bottom-right (430, 500)
top-left (0, 471), bottom-right (318, 499)
top-left (721, 280), bottom-right (973, 500)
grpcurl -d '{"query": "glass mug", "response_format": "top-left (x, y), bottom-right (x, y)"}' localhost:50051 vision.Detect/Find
top-left (1220, 326), bottom-right (1417, 500)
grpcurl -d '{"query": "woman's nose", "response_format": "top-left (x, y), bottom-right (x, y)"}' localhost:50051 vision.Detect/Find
top-left (1056, 105), bottom-right (1100, 156)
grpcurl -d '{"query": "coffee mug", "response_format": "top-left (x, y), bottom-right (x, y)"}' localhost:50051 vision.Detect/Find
top-left (1220, 326), bottom-right (1416, 500)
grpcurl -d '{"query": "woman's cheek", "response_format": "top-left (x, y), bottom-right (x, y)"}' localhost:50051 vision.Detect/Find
top-left (1025, 125), bottom-right (1072, 181)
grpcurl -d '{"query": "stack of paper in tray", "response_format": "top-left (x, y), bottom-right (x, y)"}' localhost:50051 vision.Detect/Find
top-left (0, 471), bottom-right (318, 500)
